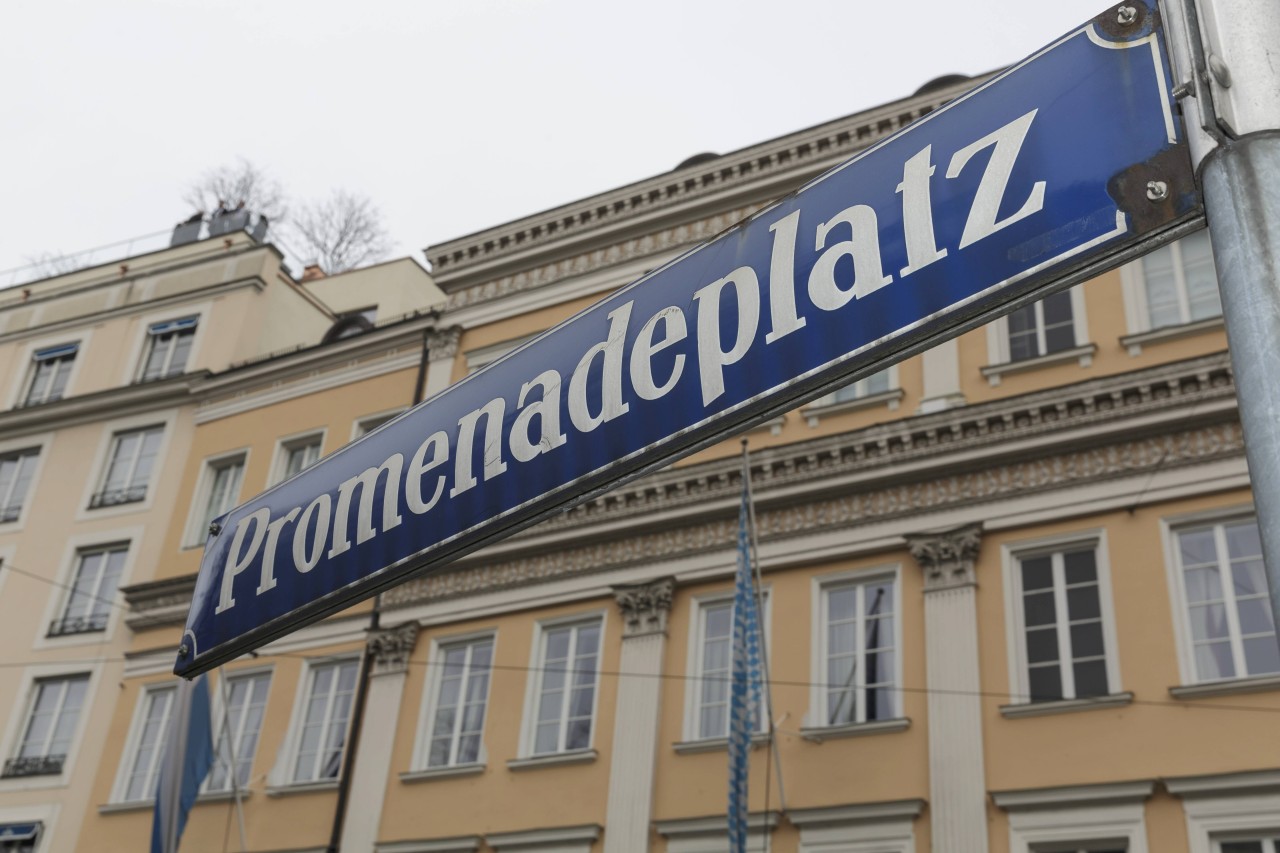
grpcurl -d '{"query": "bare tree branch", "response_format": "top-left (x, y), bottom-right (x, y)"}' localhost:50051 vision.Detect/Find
top-left (287, 190), bottom-right (392, 273)
top-left (182, 157), bottom-right (288, 222)
top-left (24, 250), bottom-right (87, 278)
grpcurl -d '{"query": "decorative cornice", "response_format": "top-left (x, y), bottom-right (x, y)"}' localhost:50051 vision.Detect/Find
top-left (123, 574), bottom-right (197, 629)
top-left (612, 577), bottom-right (675, 638)
top-left (426, 325), bottom-right (463, 362)
top-left (426, 79), bottom-right (985, 287)
top-left (0, 371), bottom-right (203, 439)
top-left (906, 524), bottom-right (983, 591)
top-left (368, 622), bottom-right (419, 676)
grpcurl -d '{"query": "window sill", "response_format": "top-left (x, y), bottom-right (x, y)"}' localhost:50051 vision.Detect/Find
top-left (506, 749), bottom-right (596, 771)
top-left (1120, 315), bottom-right (1224, 356)
top-left (1000, 692), bottom-right (1134, 718)
top-left (746, 415), bottom-right (786, 437)
top-left (799, 717), bottom-right (911, 742)
top-left (265, 779), bottom-right (340, 797)
top-left (981, 343), bottom-right (1097, 387)
top-left (1169, 675), bottom-right (1280, 699)
top-left (673, 733), bottom-right (771, 755)
top-left (804, 389), bottom-right (904, 427)
top-left (400, 763), bottom-right (486, 783)
top-left (197, 788), bottom-right (253, 803)
top-left (99, 800), bottom-right (152, 814)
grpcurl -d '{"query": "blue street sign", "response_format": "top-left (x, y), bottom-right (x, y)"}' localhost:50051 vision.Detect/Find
top-left (176, 0), bottom-right (1196, 676)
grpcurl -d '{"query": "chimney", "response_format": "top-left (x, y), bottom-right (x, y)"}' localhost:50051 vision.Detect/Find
top-left (301, 264), bottom-right (326, 282)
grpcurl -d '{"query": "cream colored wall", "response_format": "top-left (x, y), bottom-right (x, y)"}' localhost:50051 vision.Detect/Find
top-left (377, 597), bottom-right (619, 843)
top-left (301, 258), bottom-right (446, 321)
top-left (977, 490), bottom-right (1280, 795)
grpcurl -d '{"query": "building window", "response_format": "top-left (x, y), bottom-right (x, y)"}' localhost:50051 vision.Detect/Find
top-left (0, 448), bottom-right (39, 523)
top-left (424, 637), bottom-right (493, 768)
top-left (1015, 545), bottom-right (1112, 702)
top-left (3, 675), bottom-right (89, 778)
top-left (193, 455), bottom-right (245, 540)
top-left (119, 685), bottom-right (176, 802)
top-left (0, 823), bottom-right (41, 853)
top-left (354, 410), bottom-right (405, 439)
top-left (291, 659), bottom-right (359, 783)
top-left (138, 316), bottom-right (197, 382)
top-left (1138, 230), bottom-right (1221, 330)
top-left (529, 619), bottom-right (601, 755)
top-left (1007, 290), bottom-right (1076, 362)
top-left (1218, 841), bottom-right (1280, 853)
top-left (207, 671), bottom-right (271, 792)
top-left (692, 600), bottom-right (733, 739)
top-left (1173, 518), bottom-right (1280, 682)
top-left (91, 425), bottom-right (163, 508)
top-left (831, 368), bottom-right (892, 404)
top-left (277, 434), bottom-right (323, 483)
top-left (22, 343), bottom-right (78, 406)
top-left (821, 576), bottom-right (897, 725)
top-left (49, 545), bottom-right (127, 637)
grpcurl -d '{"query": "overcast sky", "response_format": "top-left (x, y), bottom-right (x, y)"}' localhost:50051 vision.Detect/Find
top-left (1, 0), bottom-right (1110, 277)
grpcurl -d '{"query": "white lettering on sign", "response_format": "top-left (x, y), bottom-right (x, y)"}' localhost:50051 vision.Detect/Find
top-left (215, 109), bottom-right (1046, 614)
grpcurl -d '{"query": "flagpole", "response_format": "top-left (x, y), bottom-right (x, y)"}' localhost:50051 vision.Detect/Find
top-left (740, 440), bottom-right (787, 825)
top-left (216, 669), bottom-right (249, 853)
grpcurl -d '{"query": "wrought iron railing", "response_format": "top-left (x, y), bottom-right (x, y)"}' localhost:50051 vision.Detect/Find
top-left (88, 485), bottom-right (147, 509)
top-left (47, 613), bottom-right (109, 637)
top-left (1, 754), bottom-right (64, 778)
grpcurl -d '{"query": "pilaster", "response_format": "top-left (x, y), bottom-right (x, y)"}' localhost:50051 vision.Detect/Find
top-left (905, 523), bottom-right (989, 853)
top-left (603, 577), bottom-right (674, 853)
top-left (423, 326), bottom-right (462, 398)
top-left (340, 621), bottom-right (419, 853)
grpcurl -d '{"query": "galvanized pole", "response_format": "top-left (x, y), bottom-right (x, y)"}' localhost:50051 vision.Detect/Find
top-left (1163, 0), bottom-right (1280, 624)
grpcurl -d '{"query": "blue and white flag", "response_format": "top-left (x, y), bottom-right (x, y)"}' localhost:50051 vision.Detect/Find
top-left (727, 486), bottom-right (764, 851)
top-left (151, 674), bottom-right (215, 853)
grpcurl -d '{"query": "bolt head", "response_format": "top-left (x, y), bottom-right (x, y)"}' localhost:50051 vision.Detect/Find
top-left (1117, 4), bottom-right (1138, 24)
top-left (1146, 180), bottom-right (1169, 201)
top-left (208, 521), bottom-right (221, 536)
top-left (178, 644), bottom-right (190, 655)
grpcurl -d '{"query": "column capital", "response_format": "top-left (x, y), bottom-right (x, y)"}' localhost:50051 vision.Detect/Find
top-left (613, 577), bottom-right (675, 638)
top-left (426, 326), bottom-right (463, 362)
top-left (367, 621), bottom-right (419, 676)
top-left (906, 523), bottom-right (983, 592)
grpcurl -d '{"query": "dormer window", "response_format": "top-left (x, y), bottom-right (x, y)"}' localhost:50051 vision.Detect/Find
top-left (138, 317), bottom-right (197, 382)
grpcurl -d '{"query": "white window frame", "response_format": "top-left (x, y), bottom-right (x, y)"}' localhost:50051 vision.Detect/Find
top-left (518, 611), bottom-right (606, 759)
top-left (34, 527), bottom-right (141, 652)
top-left (272, 655), bottom-right (361, 789)
top-left (0, 664), bottom-right (99, 794)
top-left (4, 330), bottom-right (92, 411)
top-left (681, 589), bottom-right (772, 743)
top-left (269, 430), bottom-right (326, 486)
top-left (984, 286), bottom-right (1091, 383)
top-left (118, 304), bottom-right (210, 387)
top-left (21, 343), bottom-right (79, 407)
top-left (49, 543), bottom-right (129, 638)
top-left (792, 800), bottom-right (923, 853)
top-left (1002, 530), bottom-right (1122, 707)
top-left (411, 630), bottom-right (496, 771)
top-left (351, 408), bottom-right (407, 441)
top-left (1161, 507), bottom-right (1278, 686)
top-left (0, 443), bottom-right (45, 530)
top-left (808, 566), bottom-right (903, 730)
top-left (1169, 771), bottom-right (1280, 853)
top-left (75, 411), bottom-right (176, 522)
top-left (803, 365), bottom-right (903, 426)
top-left (88, 424), bottom-right (166, 510)
top-left (111, 682), bottom-right (178, 804)
top-left (1121, 231), bottom-right (1222, 334)
top-left (994, 782), bottom-right (1152, 853)
top-left (205, 667), bottom-right (273, 794)
top-left (0, 803), bottom-right (57, 853)
top-left (182, 449), bottom-right (249, 547)
top-left (3, 674), bottom-right (91, 782)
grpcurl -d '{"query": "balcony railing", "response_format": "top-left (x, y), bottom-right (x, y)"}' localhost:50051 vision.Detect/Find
top-left (1, 754), bottom-right (64, 778)
top-left (88, 486), bottom-right (147, 509)
top-left (0, 504), bottom-right (21, 523)
top-left (47, 613), bottom-right (108, 637)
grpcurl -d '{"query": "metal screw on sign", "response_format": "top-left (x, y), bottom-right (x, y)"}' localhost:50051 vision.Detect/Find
top-left (1146, 180), bottom-right (1169, 201)
top-left (178, 644), bottom-right (190, 655)
top-left (209, 521), bottom-right (221, 536)
top-left (1116, 5), bottom-right (1138, 24)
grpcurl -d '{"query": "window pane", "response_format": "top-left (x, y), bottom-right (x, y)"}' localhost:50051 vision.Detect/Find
top-left (1233, 561), bottom-right (1269, 598)
top-left (1221, 841), bottom-right (1264, 853)
top-left (1238, 598), bottom-right (1275, 635)
top-left (1072, 659), bottom-right (1109, 698)
top-left (1066, 585), bottom-right (1102, 620)
top-left (1023, 591), bottom-right (1057, 627)
top-left (1190, 603), bottom-right (1231, 640)
top-left (1007, 304), bottom-right (1038, 361)
top-left (1021, 556), bottom-right (1054, 591)
top-left (1179, 528), bottom-right (1219, 566)
top-left (1041, 291), bottom-right (1076, 354)
top-left (1070, 622), bottom-right (1105, 659)
top-left (1028, 665), bottom-right (1062, 701)
top-left (1184, 566), bottom-right (1223, 603)
top-left (1194, 641), bottom-right (1236, 680)
top-left (1242, 636), bottom-right (1280, 676)
top-left (1026, 627), bottom-right (1060, 664)
top-left (1063, 549), bottom-right (1097, 584)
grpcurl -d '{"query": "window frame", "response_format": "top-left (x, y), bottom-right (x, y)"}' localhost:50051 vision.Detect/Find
top-left (274, 656), bottom-right (361, 788)
top-left (269, 430), bottom-right (326, 486)
top-left (89, 424), bottom-right (165, 510)
top-left (983, 286), bottom-right (1092, 384)
top-left (1122, 230), bottom-right (1222, 334)
top-left (1002, 530), bottom-right (1123, 707)
top-left (21, 343), bottom-right (79, 408)
top-left (518, 611), bottom-right (607, 759)
top-left (803, 365), bottom-right (903, 426)
top-left (808, 566), bottom-right (903, 730)
top-left (204, 667), bottom-right (273, 794)
top-left (1162, 509), bottom-right (1279, 686)
top-left (3, 674), bottom-right (91, 781)
top-left (183, 450), bottom-right (249, 547)
top-left (995, 782), bottom-right (1152, 853)
top-left (111, 682), bottom-right (178, 804)
top-left (0, 664), bottom-right (99, 794)
top-left (351, 408), bottom-right (407, 441)
top-left (136, 315), bottom-right (199, 383)
top-left (0, 446), bottom-right (43, 528)
top-left (49, 543), bottom-right (129, 638)
top-left (412, 631), bottom-right (496, 771)
top-left (682, 590), bottom-right (773, 742)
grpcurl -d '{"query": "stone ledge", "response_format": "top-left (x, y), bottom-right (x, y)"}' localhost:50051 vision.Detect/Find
top-left (799, 717), bottom-right (911, 742)
top-left (1000, 692), bottom-right (1134, 718)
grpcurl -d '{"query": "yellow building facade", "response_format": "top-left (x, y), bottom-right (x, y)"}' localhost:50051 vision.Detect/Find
top-left (46, 75), bottom-right (1280, 853)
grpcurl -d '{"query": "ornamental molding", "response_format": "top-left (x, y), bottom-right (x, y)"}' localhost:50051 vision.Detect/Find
top-left (368, 622), bottom-right (419, 676)
top-left (426, 325), bottom-right (463, 361)
top-left (426, 79), bottom-right (986, 288)
top-left (613, 577), bottom-right (675, 638)
top-left (905, 523), bottom-right (983, 591)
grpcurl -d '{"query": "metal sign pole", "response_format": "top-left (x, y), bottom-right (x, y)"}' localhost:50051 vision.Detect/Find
top-left (1164, 0), bottom-right (1280, 623)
